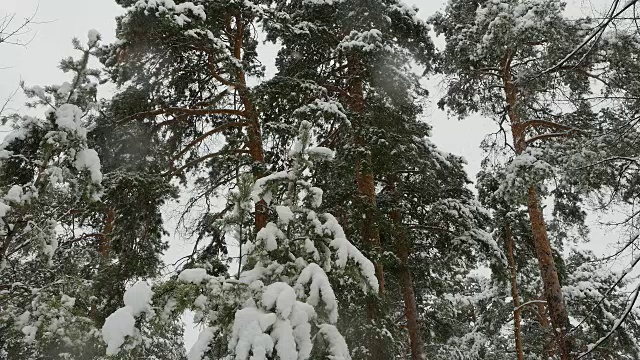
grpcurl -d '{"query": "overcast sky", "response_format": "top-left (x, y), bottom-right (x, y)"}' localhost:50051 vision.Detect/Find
top-left (1, 0), bottom-right (622, 350)
top-left (0, 2), bottom-right (493, 157)
top-left (0, 0), bottom-right (608, 179)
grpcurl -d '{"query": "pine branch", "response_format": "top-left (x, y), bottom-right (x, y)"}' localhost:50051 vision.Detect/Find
top-left (525, 131), bottom-right (571, 145)
top-left (174, 121), bottom-right (249, 160)
top-left (167, 149), bottom-right (250, 176)
top-left (569, 243), bottom-right (640, 337)
top-left (520, 119), bottom-right (574, 132)
top-left (577, 280), bottom-right (640, 359)
top-left (121, 107), bottom-right (246, 123)
top-left (541, 0), bottom-right (639, 75)
top-left (514, 299), bottom-right (547, 312)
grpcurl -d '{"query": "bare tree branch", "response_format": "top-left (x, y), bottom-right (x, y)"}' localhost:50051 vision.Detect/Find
top-left (0, 5), bottom-right (40, 47)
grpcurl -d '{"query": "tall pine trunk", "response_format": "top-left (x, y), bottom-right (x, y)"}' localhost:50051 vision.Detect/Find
top-left (389, 179), bottom-right (424, 360)
top-left (227, 13), bottom-right (266, 231)
top-left (347, 57), bottom-right (385, 294)
top-left (503, 52), bottom-right (573, 359)
top-left (347, 56), bottom-right (386, 360)
top-left (505, 224), bottom-right (524, 360)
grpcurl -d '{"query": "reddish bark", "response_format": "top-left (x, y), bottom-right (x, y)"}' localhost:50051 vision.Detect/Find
top-left (356, 166), bottom-right (385, 294)
top-left (527, 186), bottom-right (572, 358)
top-left (502, 52), bottom-right (573, 359)
top-left (391, 198), bottom-right (423, 360)
top-left (348, 56), bottom-right (385, 294)
top-left (99, 208), bottom-right (115, 258)
top-left (226, 13), bottom-right (267, 231)
top-left (535, 297), bottom-right (556, 358)
top-left (347, 56), bottom-right (386, 360)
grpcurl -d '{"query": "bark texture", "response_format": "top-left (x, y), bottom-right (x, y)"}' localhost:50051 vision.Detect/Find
top-left (99, 208), bottom-right (115, 258)
top-left (347, 56), bottom-right (386, 360)
top-left (391, 203), bottom-right (423, 360)
top-left (502, 52), bottom-right (573, 359)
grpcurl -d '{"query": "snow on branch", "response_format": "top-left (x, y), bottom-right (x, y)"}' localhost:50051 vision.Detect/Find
top-left (577, 280), bottom-right (640, 359)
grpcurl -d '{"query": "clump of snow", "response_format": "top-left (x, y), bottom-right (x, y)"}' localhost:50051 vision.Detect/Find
top-left (275, 205), bottom-right (295, 224)
top-left (102, 281), bottom-right (153, 355)
top-left (102, 307), bottom-right (136, 355)
top-left (87, 29), bottom-right (101, 45)
top-left (4, 185), bottom-right (24, 204)
top-left (296, 263), bottom-right (338, 323)
top-left (306, 146), bottom-right (334, 160)
top-left (25, 85), bottom-right (46, 100)
top-left (187, 327), bottom-right (216, 360)
top-left (317, 324), bottom-right (351, 360)
top-left (228, 307), bottom-right (276, 360)
top-left (322, 214), bottom-right (379, 291)
top-left (21, 325), bottom-right (38, 343)
top-left (256, 222), bottom-right (285, 251)
top-left (74, 149), bottom-right (103, 183)
top-left (123, 281), bottom-right (153, 315)
top-left (228, 281), bottom-right (320, 360)
top-left (0, 201), bottom-right (10, 219)
top-left (55, 104), bottom-right (86, 136)
top-left (262, 282), bottom-right (297, 319)
top-left (178, 268), bottom-right (211, 284)
top-left (309, 187), bottom-right (323, 208)
top-left (56, 82), bottom-right (73, 99)
top-left (61, 294), bottom-right (76, 308)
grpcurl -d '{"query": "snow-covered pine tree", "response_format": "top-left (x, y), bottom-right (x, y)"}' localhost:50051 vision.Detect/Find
top-left (87, 82), bottom-right (180, 327)
top-left (261, 2), bottom-right (436, 358)
top-left (0, 31), bottom-right (106, 359)
top-left (103, 121), bottom-right (379, 360)
top-left (0, 30), bottom-right (186, 360)
top-left (474, 163), bottom-right (640, 359)
top-left (376, 135), bottom-right (507, 359)
top-left (430, 0), bottom-right (613, 357)
top-left (99, 0), bottom-right (272, 236)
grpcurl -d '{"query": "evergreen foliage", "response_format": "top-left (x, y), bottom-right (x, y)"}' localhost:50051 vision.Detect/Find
top-left (3, 0), bottom-right (640, 359)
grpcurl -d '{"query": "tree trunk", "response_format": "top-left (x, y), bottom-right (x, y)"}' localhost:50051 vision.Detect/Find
top-left (347, 56), bottom-right (385, 360)
top-left (348, 58), bottom-right (384, 294)
top-left (527, 186), bottom-right (572, 358)
top-left (356, 166), bottom-right (385, 294)
top-left (391, 198), bottom-right (423, 360)
top-left (230, 14), bottom-right (267, 231)
top-left (503, 52), bottom-right (573, 359)
top-left (505, 224), bottom-right (524, 360)
top-left (535, 296), bottom-right (556, 358)
top-left (99, 208), bottom-right (115, 257)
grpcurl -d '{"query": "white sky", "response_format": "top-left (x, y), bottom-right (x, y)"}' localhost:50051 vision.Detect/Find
top-left (0, 0), bottom-right (493, 175)
top-left (0, 0), bottom-right (627, 351)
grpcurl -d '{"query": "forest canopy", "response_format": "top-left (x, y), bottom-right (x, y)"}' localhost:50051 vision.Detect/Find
top-left (2, 0), bottom-right (640, 359)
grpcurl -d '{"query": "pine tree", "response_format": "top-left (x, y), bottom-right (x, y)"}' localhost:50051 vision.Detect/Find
top-left (0, 32), bottom-right (106, 359)
top-left (0, 30), bottom-right (186, 360)
top-left (103, 121), bottom-right (379, 360)
top-left (430, 0), bottom-right (608, 356)
top-left (99, 0), bottom-right (272, 235)
top-left (260, 2), bottom-right (438, 358)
